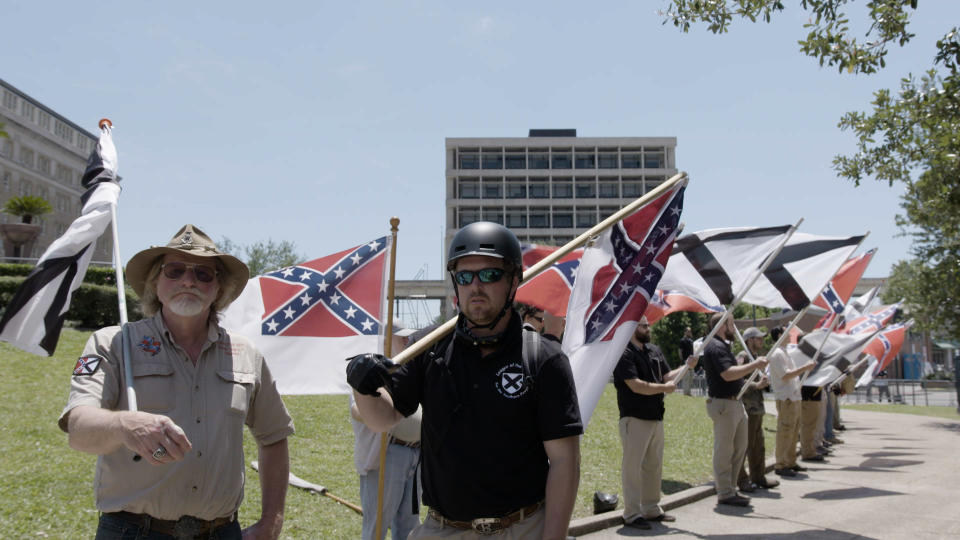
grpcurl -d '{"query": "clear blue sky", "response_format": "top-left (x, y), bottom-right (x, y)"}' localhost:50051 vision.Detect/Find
top-left (5, 1), bottom-right (957, 282)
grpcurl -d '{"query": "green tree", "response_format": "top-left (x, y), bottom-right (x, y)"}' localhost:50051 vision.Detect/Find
top-left (663, 1), bottom-right (960, 339)
top-left (219, 237), bottom-right (304, 276)
top-left (651, 311), bottom-right (709, 368)
top-left (2, 195), bottom-right (53, 224)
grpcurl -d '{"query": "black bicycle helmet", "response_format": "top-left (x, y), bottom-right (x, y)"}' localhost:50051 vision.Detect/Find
top-left (446, 221), bottom-right (523, 280)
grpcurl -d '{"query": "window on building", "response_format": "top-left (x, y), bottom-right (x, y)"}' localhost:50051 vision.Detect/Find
top-left (506, 179), bottom-right (527, 199)
top-left (622, 177), bottom-right (644, 198)
top-left (458, 149), bottom-right (480, 170)
top-left (0, 139), bottom-right (11, 158)
top-left (551, 150), bottom-right (572, 169)
top-left (554, 235), bottom-right (573, 244)
top-left (458, 178), bottom-right (480, 199)
top-left (598, 178), bottom-right (619, 198)
top-left (575, 177), bottom-right (596, 198)
top-left (553, 207), bottom-right (573, 228)
top-left (19, 179), bottom-right (31, 196)
top-left (529, 177), bottom-right (549, 198)
top-left (529, 206), bottom-right (550, 228)
top-left (621, 151), bottom-right (642, 169)
top-left (481, 177), bottom-right (503, 199)
top-left (644, 148), bottom-right (665, 169)
top-left (458, 207), bottom-right (481, 227)
top-left (552, 178), bottom-right (573, 198)
top-left (599, 206), bottom-right (619, 221)
top-left (19, 147), bottom-right (34, 168)
top-left (576, 207), bottom-right (597, 228)
top-left (2, 171), bottom-right (11, 192)
top-left (528, 150), bottom-right (549, 169)
top-left (55, 164), bottom-right (72, 184)
top-left (504, 150), bottom-right (526, 169)
top-left (481, 148), bottom-right (503, 169)
top-left (598, 149), bottom-right (619, 169)
top-left (482, 207), bottom-right (504, 224)
top-left (574, 151), bottom-right (595, 169)
top-left (37, 155), bottom-right (51, 176)
top-left (646, 175), bottom-right (665, 190)
top-left (505, 208), bottom-right (527, 228)
top-left (2, 90), bottom-right (16, 110)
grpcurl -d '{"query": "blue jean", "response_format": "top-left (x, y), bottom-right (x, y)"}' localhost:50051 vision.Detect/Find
top-left (94, 513), bottom-right (242, 540)
top-left (824, 394), bottom-right (835, 440)
top-left (359, 444), bottom-right (421, 540)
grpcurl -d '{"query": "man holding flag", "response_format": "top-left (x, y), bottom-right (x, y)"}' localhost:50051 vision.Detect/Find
top-left (347, 222), bottom-right (582, 539)
top-left (58, 225), bottom-right (294, 539)
top-left (702, 313), bottom-right (768, 507)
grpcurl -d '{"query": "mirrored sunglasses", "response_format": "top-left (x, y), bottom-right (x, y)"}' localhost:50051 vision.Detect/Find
top-left (453, 267), bottom-right (506, 286)
top-left (160, 261), bottom-right (218, 283)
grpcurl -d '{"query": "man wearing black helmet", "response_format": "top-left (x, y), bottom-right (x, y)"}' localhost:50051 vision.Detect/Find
top-left (347, 222), bottom-right (583, 539)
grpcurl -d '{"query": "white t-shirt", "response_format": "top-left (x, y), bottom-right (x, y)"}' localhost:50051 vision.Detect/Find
top-left (767, 348), bottom-right (801, 401)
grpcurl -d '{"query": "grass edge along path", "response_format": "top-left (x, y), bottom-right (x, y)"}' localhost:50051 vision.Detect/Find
top-left (1, 328), bottom-right (777, 539)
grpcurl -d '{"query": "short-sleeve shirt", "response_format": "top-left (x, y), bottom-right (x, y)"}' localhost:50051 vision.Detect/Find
top-left (389, 312), bottom-right (583, 521)
top-left (767, 348), bottom-right (801, 401)
top-left (613, 342), bottom-right (670, 421)
top-left (702, 337), bottom-right (743, 399)
top-left (58, 312), bottom-right (294, 520)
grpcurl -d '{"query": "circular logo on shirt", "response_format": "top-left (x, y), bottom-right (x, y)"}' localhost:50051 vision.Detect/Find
top-left (495, 363), bottom-right (529, 399)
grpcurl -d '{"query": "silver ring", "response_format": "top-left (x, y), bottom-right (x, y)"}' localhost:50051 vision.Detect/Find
top-left (152, 446), bottom-right (167, 460)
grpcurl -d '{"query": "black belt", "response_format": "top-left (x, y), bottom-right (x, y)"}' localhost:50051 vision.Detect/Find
top-left (105, 511), bottom-right (235, 538)
top-left (390, 436), bottom-right (421, 449)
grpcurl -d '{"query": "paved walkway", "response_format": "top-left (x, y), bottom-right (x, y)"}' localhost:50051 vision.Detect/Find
top-left (572, 407), bottom-right (960, 539)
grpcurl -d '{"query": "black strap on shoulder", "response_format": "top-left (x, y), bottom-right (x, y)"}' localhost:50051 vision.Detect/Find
top-left (521, 328), bottom-right (541, 390)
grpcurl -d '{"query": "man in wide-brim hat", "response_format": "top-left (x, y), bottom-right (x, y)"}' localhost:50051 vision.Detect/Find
top-left (58, 224), bottom-right (294, 540)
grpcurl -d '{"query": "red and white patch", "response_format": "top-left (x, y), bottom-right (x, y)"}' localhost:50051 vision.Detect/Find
top-left (73, 355), bottom-right (103, 376)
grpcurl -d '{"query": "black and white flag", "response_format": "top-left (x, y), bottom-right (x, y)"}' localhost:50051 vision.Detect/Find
top-left (741, 232), bottom-right (865, 311)
top-left (794, 328), bottom-right (880, 388)
top-left (656, 225), bottom-right (793, 307)
top-left (0, 122), bottom-right (120, 355)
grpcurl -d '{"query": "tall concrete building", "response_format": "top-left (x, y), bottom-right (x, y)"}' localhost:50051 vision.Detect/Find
top-left (0, 78), bottom-right (111, 263)
top-left (445, 129), bottom-right (678, 253)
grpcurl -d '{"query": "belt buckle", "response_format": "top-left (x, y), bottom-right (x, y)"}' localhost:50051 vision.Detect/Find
top-left (471, 517), bottom-right (504, 535)
top-left (172, 515), bottom-right (206, 538)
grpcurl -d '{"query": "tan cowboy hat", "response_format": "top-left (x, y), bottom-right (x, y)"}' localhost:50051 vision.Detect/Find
top-left (125, 224), bottom-right (249, 303)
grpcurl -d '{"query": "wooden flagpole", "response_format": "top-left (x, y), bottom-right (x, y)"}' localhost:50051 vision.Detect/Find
top-left (671, 218), bottom-right (803, 384)
top-left (375, 217), bottom-right (401, 539)
top-left (389, 172), bottom-right (689, 367)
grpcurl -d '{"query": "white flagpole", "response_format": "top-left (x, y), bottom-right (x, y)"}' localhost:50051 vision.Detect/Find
top-left (671, 218), bottom-right (803, 383)
top-left (391, 172), bottom-right (689, 367)
top-left (97, 119), bottom-right (137, 413)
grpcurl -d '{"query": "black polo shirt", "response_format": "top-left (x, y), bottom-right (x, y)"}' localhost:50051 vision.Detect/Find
top-left (702, 337), bottom-right (743, 399)
top-left (613, 342), bottom-right (670, 421)
top-left (390, 312), bottom-right (583, 521)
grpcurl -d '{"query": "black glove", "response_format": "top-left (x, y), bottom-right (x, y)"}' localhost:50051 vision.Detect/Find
top-left (345, 354), bottom-right (395, 396)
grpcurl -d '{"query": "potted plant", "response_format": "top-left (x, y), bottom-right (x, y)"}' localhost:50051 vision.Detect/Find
top-left (3, 195), bottom-right (53, 224)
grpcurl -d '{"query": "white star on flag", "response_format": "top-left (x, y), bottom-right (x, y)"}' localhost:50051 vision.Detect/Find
top-left (344, 306), bottom-right (357, 319)
top-left (334, 267), bottom-right (346, 279)
top-left (283, 306), bottom-right (296, 319)
top-left (350, 253), bottom-right (362, 265)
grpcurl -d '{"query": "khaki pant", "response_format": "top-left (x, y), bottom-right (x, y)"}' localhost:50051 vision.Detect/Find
top-left (800, 400), bottom-right (820, 458)
top-left (705, 398), bottom-right (748, 500)
top-left (737, 412), bottom-right (765, 485)
top-left (775, 400), bottom-right (801, 469)
top-left (408, 508), bottom-right (544, 540)
top-left (618, 417), bottom-right (664, 521)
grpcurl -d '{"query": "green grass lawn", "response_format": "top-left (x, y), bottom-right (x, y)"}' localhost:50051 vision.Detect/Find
top-left (844, 402), bottom-right (960, 420)
top-left (1, 328), bottom-right (777, 539)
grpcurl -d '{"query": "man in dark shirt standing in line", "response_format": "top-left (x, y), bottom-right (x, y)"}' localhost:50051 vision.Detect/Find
top-left (614, 316), bottom-right (698, 529)
top-left (702, 313), bottom-right (768, 507)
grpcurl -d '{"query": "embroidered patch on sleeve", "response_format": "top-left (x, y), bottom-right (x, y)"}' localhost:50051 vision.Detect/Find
top-left (73, 355), bottom-right (104, 376)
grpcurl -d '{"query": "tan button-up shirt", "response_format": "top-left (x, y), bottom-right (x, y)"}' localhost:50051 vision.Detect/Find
top-left (58, 312), bottom-right (294, 520)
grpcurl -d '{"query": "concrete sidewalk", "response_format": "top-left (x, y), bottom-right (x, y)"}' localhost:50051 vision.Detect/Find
top-left (571, 407), bottom-right (960, 539)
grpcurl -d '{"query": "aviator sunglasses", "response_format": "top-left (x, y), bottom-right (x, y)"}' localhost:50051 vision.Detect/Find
top-left (160, 261), bottom-right (218, 283)
top-left (453, 267), bottom-right (506, 286)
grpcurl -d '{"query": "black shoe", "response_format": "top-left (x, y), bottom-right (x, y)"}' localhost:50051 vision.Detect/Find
top-left (718, 494), bottom-right (751, 507)
top-left (756, 478), bottom-right (780, 489)
top-left (802, 454), bottom-right (826, 462)
top-left (835, 424), bottom-right (846, 431)
top-left (738, 481), bottom-right (757, 493)
top-left (791, 464), bottom-right (808, 472)
top-left (648, 513), bottom-right (676, 522)
top-left (624, 517), bottom-right (651, 530)
top-left (775, 468), bottom-right (797, 477)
